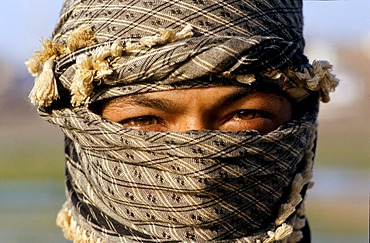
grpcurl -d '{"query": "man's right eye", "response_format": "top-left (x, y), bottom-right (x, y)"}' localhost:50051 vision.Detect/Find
top-left (119, 116), bottom-right (164, 128)
top-left (233, 109), bottom-right (271, 121)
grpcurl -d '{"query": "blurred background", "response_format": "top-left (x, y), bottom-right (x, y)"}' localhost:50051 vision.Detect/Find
top-left (0, 0), bottom-right (369, 242)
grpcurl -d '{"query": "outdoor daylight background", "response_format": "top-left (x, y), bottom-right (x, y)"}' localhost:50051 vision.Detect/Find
top-left (0, 1), bottom-right (369, 242)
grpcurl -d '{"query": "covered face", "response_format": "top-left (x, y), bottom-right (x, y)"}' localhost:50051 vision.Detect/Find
top-left (99, 86), bottom-right (294, 134)
top-left (26, 0), bottom-right (338, 242)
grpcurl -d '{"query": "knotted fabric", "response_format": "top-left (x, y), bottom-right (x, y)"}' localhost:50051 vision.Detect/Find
top-left (26, 0), bottom-right (341, 108)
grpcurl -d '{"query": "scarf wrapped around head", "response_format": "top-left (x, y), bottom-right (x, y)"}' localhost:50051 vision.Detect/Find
top-left (26, 0), bottom-right (339, 242)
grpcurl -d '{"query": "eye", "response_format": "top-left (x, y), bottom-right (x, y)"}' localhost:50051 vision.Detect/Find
top-left (119, 116), bottom-right (164, 128)
top-left (220, 109), bottom-right (276, 133)
top-left (233, 109), bottom-right (271, 120)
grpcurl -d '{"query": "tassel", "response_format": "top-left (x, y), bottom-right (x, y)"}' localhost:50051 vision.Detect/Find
top-left (286, 60), bottom-right (339, 103)
top-left (70, 54), bottom-right (95, 106)
top-left (25, 38), bottom-right (66, 107)
top-left (264, 224), bottom-right (293, 243)
top-left (175, 24), bottom-right (194, 40)
top-left (111, 39), bottom-right (124, 57)
top-left (70, 45), bottom-right (116, 106)
top-left (294, 217), bottom-right (306, 230)
top-left (140, 35), bottom-right (161, 48)
top-left (296, 202), bottom-right (305, 217)
top-left (306, 60), bottom-right (339, 102)
top-left (56, 203), bottom-right (75, 241)
top-left (92, 45), bottom-right (114, 79)
top-left (307, 181), bottom-right (315, 189)
top-left (140, 24), bottom-right (193, 48)
top-left (236, 74), bottom-right (256, 85)
top-left (275, 203), bottom-right (296, 226)
top-left (274, 223), bottom-right (294, 240)
top-left (287, 230), bottom-right (303, 243)
top-left (67, 24), bottom-right (98, 52)
top-left (28, 56), bottom-right (59, 107)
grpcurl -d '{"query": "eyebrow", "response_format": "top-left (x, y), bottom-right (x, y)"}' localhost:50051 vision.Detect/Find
top-left (217, 87), bottom-right (255, 107)
top-left (108, 87), bottom-right (255, 112)
top-left (108, 94), bottom-right (181, 113)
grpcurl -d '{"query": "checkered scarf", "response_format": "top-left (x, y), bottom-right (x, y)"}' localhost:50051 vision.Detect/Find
top-left (26, 0), bottom-right (339, 242)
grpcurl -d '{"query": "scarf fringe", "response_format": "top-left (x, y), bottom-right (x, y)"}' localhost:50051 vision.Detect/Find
top-left (28, 56), bottom-right (59, 107)
top-left (70, 24), bottom-right (193, 106)
top-left (57, 202), bottom-right (104, 243)
top-left (27, 21), bottom-right (338, 108)
top-left (284, 60), bottom-right (340, 102)
top-left (266, 124), bottom-right (317, 243)
top-left (26, 24), bottom-right (194, 108)
top-left (26, 24), bottom-right (97, 107)
top-left (222, 59), bottom-right (339, 103)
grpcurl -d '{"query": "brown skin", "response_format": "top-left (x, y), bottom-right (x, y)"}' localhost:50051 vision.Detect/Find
top-left (101, 86), bottom-right (292, 135)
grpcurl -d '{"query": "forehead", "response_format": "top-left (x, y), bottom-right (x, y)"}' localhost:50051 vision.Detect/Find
top-left (102, 85), bottom-right (290, 109)
top-left (93, 79), bottom-right (285, 101)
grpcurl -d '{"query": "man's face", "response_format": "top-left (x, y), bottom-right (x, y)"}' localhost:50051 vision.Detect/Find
top-left (101, 86), bottom-right (292, 135)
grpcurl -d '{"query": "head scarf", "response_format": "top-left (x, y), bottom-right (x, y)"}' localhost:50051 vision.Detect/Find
top-left (26, 0), bottom-right (339, 242)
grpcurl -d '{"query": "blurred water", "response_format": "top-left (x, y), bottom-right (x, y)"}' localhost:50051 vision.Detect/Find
top-left (307, 166), bottom-right (369, 243)
top-left (0, 167), bottom-right (368, 243)
top-left (0, 180), bottom-right (68, 243)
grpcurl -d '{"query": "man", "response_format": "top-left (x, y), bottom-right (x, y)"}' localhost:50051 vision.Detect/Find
top-left (26, 0), bottom-right (338, 242)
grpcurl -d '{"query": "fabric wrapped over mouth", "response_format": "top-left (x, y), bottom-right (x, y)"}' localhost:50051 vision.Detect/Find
top-left (42, 105), bottom-right (318, 242)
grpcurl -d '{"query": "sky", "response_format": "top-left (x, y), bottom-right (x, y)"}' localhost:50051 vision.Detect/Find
top-left (0, 0), bottom-right (368, 119)
top-left (1, 0), bottom-right (369, 67)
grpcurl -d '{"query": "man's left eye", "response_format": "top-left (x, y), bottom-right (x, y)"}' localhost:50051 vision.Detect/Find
top-left (234, 110), bottom-right (271, 120)
top-left (120, 116), bottom-right (162, 127)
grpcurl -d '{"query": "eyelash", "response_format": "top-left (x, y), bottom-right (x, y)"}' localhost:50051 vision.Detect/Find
top-left (119, 116), bottom-right (163, 127)
top-left (119, 109), bottom-right (271, 128)
top-left (233, 109), bottom-right (271, 120)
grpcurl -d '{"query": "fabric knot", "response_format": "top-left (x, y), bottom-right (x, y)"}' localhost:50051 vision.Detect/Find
top-left (285, 60), bottom-right (339, 102)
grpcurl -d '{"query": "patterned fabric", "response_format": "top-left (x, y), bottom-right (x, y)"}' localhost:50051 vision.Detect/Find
top-left (25, 0), bottom-right (338, 242)
top-left (43, 106), bottom-right (317, 242)
top-left (54, 0), bottom-right (304, 47)
top-left (48, 0), bottom-right (310, 107)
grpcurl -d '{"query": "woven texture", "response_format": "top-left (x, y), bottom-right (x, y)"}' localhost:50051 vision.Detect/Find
top-left (54, 0), bottom-right (304, 46)
top-left (43, 107), bottom-right (316, 242)
top-left (51, 0), bottom-right (309, 106)
top-left (32, 0), bottom-right (321, 242)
